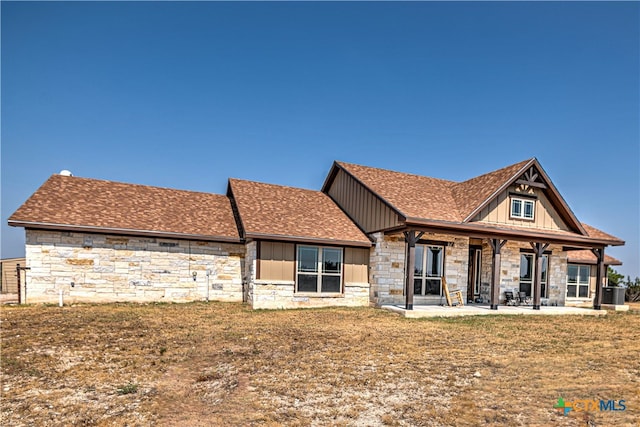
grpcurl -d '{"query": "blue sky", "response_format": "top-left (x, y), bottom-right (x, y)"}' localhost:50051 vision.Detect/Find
top-left (2, 2), bottom-right (638, 278)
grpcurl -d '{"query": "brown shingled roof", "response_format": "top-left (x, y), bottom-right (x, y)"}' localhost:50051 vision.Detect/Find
top-left (228, 178), bottom-right (371, 246)
top-left (581, 223), bottom-right (623, 243)
top-left (330, 160), bottom-right (623, 246)
top-left (452, 159), bottom-right (533, 220)
top-left (9, 175), bottom-right (240, 242)
top-left (335, 162), bottom-right (461, 221)
top-left (567, 250), bottom-right (622, 266)
top-left (336, 160), bottom-right (537, 223)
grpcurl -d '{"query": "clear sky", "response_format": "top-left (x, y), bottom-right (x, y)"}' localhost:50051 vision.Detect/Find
top-left (2, 2), bottom-right (639, 278)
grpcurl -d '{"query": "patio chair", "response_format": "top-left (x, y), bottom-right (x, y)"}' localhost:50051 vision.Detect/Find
top-left (504, 291), bottom-right (517, 306)
top-left (442, 278), bottom-right (464, 307)
top-left (517, 292), bottom-right (532, 306)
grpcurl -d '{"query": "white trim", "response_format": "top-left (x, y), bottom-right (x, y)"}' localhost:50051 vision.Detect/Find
top-left (510, 197), bottom-right (535, 221)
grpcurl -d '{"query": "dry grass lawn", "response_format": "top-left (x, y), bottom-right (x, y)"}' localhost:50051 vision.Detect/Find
top-left (1, 302), bottom-right (639, 426)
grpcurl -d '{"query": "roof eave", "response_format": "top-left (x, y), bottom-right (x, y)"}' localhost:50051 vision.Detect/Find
top-left (320, 161), bottom-right (341, 193)
top-left (244, 232), bottom-right (373, 247)
top-left (8, 220), bottom-right (242, 243)
top-left (566, 256), bottom-right (623, 266)
top-left (403, 217), bottom-right (623, 247)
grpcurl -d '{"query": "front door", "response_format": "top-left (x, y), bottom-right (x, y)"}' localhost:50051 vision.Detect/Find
top-left (467, 247), bottom-right (482, 303)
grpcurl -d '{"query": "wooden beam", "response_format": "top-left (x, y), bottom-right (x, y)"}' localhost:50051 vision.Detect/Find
top-left (592, 248), bottom-right (605, 310)
top-left (516, 179), bottom-right (547, 189)
top-left (403, 231), bottom-right (424, 310)
top-left (530, 242), bottom-right (549, 310)
top-left (489, 238), bottom-right (507, 310)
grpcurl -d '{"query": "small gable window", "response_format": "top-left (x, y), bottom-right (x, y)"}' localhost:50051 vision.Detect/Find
top-left (511, 197), bottom-right (535, 220)
top-left (296, 245), bottom-right (343, 293)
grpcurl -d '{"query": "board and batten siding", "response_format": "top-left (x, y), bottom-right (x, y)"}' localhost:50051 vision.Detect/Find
top-left (257, 241), bottom-right (369, 283)
top-left (259, 241), bottom-right (295, 281)
top-left (326, 169), bottom-right (400, 233)
top-left (471, 185), bottom-right (570, 231)
top-left (344, 247), bottom-right (370, 283)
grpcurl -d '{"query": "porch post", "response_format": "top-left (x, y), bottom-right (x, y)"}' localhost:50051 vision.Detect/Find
top-left (489, 239), bottom-right (507, 310)
top-left (592, 247), bottom-right (605, 310)
top-left (404, 230), bottom-right (424, 310)
top-left (530, 242), bottom-right (549, 310)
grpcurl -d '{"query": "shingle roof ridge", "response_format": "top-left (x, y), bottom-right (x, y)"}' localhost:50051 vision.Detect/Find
top-left (457, 158), bottom-right (534, 186)
top-left (229, 177), bottom-right (325, 194)
top-left (9, 174), bottom-right (241, 240)
top-left (336, 161), bottom-right (458, 185)
top-left (53, 174), bottom-right (225, 197)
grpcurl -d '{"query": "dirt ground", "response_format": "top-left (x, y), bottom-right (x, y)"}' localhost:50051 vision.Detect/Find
top-left (1, 302), bottom-right (638, 426)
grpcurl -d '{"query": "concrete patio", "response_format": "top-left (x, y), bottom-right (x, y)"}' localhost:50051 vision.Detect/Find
top-left (382, 304), bottom-right (612, 318)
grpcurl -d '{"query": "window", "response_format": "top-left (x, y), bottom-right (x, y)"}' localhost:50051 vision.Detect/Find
top-left (296, 246), bottom-right (342, 293)
top-left (414, 245), bottom-right (444, 296)
top-left (567, 264), bottom-right (590, 298)
top-left (519, 253), bottom-right (548, 298)
top-left (511, 198), bottom-right (535, 220)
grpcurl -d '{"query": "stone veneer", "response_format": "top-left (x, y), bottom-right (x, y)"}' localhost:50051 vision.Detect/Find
top-left (22, 229), bottom-right (579, 308)
top-left (369, 232), bottom-right (470, 306)
top-left (480, 241), bottom-right (568, 306)
top-left (24, 229), bottom-right (244, 304)
top-left (245, 241), bottom-right (370, 309)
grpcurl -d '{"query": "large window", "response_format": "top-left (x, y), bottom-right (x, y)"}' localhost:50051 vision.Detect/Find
top-left (567, 264), bottom-right (590, 298)
top-left (519, 253), bottom-right (548, 298)
top-left (511, 197), bottom-right (535, 220)
top-left (296, 246), bottom-right (343, 293)
top-left (414, 245), bottom-right (444, 296)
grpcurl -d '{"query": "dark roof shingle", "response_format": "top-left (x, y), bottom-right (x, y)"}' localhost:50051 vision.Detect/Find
top-left (566, 249), bottom-right (622, 265)
top-left (229, 178), bottom-right (371, 246)
top-left (334, 160), bottom-right (623, 246)
top-left (337, 160), bottom-right (534, 223)
top-left (335, 162), bottom-right (460, 221)
top-left (453, 159), bottom-right (533, 220)
top-left (9, 175), bottom-right (240, 241)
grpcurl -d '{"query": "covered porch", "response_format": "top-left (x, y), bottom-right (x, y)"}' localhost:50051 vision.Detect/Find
top-left (401, 225), bottom-right (618, 312)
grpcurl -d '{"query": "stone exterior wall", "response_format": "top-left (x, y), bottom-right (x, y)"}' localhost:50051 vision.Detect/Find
top-left (24, 229), bottom-right (244, 304)
top-left (249, 279), bottom-right (370, 310)
top-left (369, 232), bottom-right (406, 306)
top-left (486, 241), bottom-right (568, 306)
top-left (369, 232), bottom-right (470, 306)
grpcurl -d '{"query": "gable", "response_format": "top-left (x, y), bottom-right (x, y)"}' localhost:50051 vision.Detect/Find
top-left (470, 183), bottom-right (571, 232)
top-left (325, 162), bottom-right (460, 223)
top-left (461, 160), bottom-right (586, 235)
top-left (325, 167), bottom-right (402, 233)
